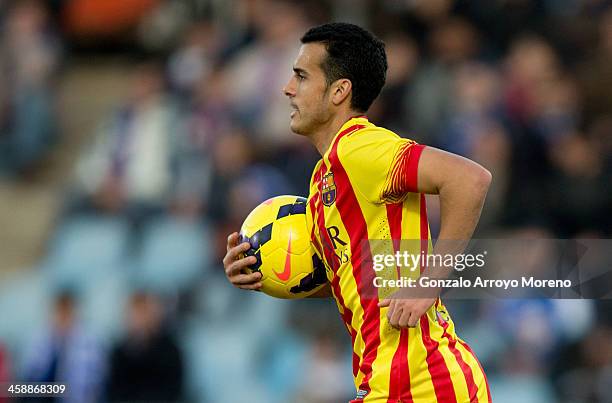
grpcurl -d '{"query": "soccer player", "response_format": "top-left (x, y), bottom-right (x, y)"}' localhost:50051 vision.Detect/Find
top-left (223, 23), bottom-right (492, 402)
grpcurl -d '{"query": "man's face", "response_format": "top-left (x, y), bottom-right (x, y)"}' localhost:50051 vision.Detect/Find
top-left (283, 43), bottom-right (333, 135)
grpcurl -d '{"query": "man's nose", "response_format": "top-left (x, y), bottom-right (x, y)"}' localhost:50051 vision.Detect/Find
top-left (282, 85), bottom-right (291, 97)
top-left (282, 78), bottom-right (295, 97)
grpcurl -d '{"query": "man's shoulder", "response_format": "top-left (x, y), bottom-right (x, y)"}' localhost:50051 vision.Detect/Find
top-left (355, 121), bottom-right (400, 136)
top-left (336, 123), bottom-right (405, 160)
top-left (340, 122), bottom-right (401, 145)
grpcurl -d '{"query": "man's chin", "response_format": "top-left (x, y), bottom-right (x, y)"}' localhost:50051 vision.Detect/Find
top-left (289, 119), bottom-right (304, 135)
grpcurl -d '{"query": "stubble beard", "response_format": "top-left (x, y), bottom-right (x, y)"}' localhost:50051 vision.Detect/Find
top-left (289, 92), bottom-right (332, 137)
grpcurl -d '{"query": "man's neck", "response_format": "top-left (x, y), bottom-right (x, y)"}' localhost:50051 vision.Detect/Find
top-left (310, 110), bottom-right (363, 156)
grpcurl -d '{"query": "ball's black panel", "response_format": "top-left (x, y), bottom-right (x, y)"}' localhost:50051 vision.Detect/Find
top-left (249, 223), bottom-right (273, 249)
top-left (245, 248), bottom-right (262, 271)
top-left (276, 199), bottom-right (307, 219)
top-left (291, 200), bottom-right (307, 215)
top-left (239, 232), bottom-right (263, 272)
top-left (276, 204), bottom-right (293, 220)
top-left (289, 253), bottom-right (327, 294)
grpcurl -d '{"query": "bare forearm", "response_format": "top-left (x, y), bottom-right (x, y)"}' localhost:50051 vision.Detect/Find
top-left (425, 170), bottom-right (490, 280)
top-left (417, 147), bottom-right (492, 279)
top-left (437, 165), bottom-right (491, 241)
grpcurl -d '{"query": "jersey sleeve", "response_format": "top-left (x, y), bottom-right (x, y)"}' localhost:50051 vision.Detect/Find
top-left (337, 128), bottom-right (425, 204)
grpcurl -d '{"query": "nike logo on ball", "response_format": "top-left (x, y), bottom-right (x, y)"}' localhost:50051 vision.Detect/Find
top-left (274, 232), bottom-right (292, 281)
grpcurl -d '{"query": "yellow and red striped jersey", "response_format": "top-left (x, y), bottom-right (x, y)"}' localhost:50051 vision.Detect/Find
top-left (306, 116), bottom-right (491, 403)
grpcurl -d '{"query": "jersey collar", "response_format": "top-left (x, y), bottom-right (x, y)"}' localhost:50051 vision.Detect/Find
top-left (323, 115), bottom-right (369, 159)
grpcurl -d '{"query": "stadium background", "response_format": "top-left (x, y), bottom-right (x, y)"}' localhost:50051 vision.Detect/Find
top-left (0, 0), bottom-right (611, 402)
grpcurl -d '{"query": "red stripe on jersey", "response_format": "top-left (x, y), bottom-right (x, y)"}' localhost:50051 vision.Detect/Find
top-left (418, 194), bottom-right (457, 402)
top-left (328, 124), bottom-right (380, 394)
top-left (459, 340), bottom-right (492, 403)
top-left (386, 203), bottom-right (403, 277)
top-left (439, 319), bottom-right (479, 402)
top-left (315, 161), bottom-right (360, 376)
top-left (386, 203), bottom-right (403, 245)
top-left (387, 328), bottom-right (413, 403)
top-left (399, 329), bottom-right (413, 402)
top-left (316, 163), bottom-right (341, 273)
top-left (405, 144), bottom-right (425, 193)
top-left (385, 203), bottom-right (413, 402)
top-left (337, 123), bottom-right (365, 141)
top-left (420, 315), bottom-right (457, 403)
top-left (308, 167), bottom-right (325, 258)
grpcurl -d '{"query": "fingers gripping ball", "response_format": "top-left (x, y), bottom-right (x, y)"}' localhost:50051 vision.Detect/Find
top-left (240, 195), bottom-right (327, 299)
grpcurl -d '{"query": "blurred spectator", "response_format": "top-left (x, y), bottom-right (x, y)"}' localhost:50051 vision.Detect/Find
top-left (504, 35), bottom-right (579, 146)
top-left (137, 0), bottom-right (191, 52)
top-left (369, 33), bottom-right (420, 133)
top-left (442, 62), bottom-right (504, 155)
top-left (22, 291), bottom-right (105, 403)
top-left (0, 0), bottom-right (60, 177)
top-left (439, 62), bottom-right (511, 229)
top-left (587, 117), bottom-right (612, 235)
top-left (578, 7), bottom-right (612, 125)
top-left (205, 128), bottom-right (294, 259)
top-left (224, 0), bottom-right (308, 147)
top-left (500, 36), bottom-right (563, 229)
top-left (405, 16), bottom-right (480, 144)
top-left (546, 132), bottom-right (610, 236)
top-left (170, 69), bottom-right (234, 219)
top-left (206, 128), bottom-right (254, 224)
top-left (504, 36), bottom-right (561, 127)
top-left (74, 62), bottom-right (187, 228)
top-left (106, 291), bottom-right (184, 403)
top-left (167, 21), bottom-right (225, 97)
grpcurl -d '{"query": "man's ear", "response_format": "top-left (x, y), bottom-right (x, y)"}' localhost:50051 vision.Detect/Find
top-left (331, 79), bottom-right (352, 106)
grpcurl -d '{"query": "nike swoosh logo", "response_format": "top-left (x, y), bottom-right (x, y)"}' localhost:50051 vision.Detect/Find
top-left (273, 231), bottom-right (292, 281)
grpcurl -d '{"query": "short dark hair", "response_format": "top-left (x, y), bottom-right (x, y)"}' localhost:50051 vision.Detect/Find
top-left (301, 22), bottom-right (387, 112)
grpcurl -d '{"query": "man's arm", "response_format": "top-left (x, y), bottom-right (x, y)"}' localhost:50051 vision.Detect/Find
top-left (418, 147), bottom-right (491, 241)
top-left (379, 146), bottom-right (491, 328)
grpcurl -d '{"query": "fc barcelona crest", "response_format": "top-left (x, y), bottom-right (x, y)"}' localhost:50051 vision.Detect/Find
top-left (322, 171), bottom-right (336, 206)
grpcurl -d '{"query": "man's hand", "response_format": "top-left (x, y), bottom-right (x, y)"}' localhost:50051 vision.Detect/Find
top-left (222, 232), bottom-right (262, 291)
top-left (378, 287), bottom-right (437, 329)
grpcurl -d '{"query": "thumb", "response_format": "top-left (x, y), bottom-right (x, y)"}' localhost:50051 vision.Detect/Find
top-left (378, 299), bottom-right (390, 307)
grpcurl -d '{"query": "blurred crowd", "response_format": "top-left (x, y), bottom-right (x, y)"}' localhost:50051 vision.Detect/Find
top-left (0, 0), bottom-right (611, 402)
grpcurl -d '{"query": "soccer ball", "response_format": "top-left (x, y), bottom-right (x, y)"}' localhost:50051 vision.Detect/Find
top-left (240, 195), bottom-right (327, 299)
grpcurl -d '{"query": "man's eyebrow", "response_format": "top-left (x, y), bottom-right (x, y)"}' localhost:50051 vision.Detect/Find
top-left (293, 67), bottom-right (309, 76)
